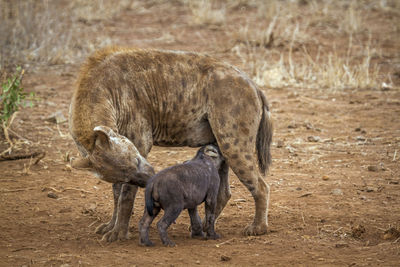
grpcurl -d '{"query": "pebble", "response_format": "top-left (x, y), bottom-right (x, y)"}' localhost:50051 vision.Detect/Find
top-left (331, 189), bottom-right (343, 196)
top-left (220, 255), bottom-right (231, 261)
top-left (322, 175), bottom-right (329, 181)
top-left (367, 165), bottom-right (378, 172)
top-left (335, 242), bottom-right (349, 248)
top-left (276, 140), bottom-right (284, 148)
top-left (47, 191), bottom-right (58, 199)
top-left (356, 136), bottom-right (366, 141)
top-left (307, 136), bottom-right (321, 142)
top-left (45, 110), bottom-right (67, 124)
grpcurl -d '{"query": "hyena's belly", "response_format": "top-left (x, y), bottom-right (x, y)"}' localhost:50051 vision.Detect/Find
top-left (153, 113), bottom-right (216, 147)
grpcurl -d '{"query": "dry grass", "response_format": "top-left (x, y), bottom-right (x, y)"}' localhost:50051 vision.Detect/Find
top-left (186, 0), bottom-right (226, 26)
top-left (225, 0), bottom-right (396, 90)
top-left (0, 0), bottom-right (134, 68)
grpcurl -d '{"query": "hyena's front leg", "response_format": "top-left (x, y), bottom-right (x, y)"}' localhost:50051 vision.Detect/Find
top-left (95, 183), bottom-right (121, 235)
top-left (101, 183), bottom-right (138, 242)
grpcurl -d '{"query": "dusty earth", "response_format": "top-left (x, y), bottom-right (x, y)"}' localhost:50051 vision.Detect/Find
top-left (1, 2), bottom-right (400, 266)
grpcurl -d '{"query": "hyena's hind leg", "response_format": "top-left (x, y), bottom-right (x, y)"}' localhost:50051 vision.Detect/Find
top-left (209, 102), bottom-right (270, 235)
top-left (215, 160), bottom-right (231, 219)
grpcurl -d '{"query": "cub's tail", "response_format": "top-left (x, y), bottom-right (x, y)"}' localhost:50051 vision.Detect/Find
top-left (145, 180), bottom-right (155, 216)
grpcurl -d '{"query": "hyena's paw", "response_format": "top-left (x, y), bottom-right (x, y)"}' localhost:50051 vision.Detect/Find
top-left (101, 227), bottom-right (131, 242)
top-left (243, 222), bottom-right (267, 236)
top-left (95, 221), bottom-right (114, 235)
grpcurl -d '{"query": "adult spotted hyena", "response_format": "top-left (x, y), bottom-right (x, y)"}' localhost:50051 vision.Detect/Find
top-left (69, 47), bottom-right (273, 242)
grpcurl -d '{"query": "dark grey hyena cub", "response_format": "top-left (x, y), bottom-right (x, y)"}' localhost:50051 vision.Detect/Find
top-left (139, 145), bottom-right (224, 247)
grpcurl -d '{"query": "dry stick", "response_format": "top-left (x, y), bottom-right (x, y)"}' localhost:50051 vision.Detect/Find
top-left (393, 150), bottom-right (397, 162)
top-left (0, 151), bottom-right (45, 163)
top-left (0, 187), bottom-right (36, 193)
top-left (215, 238), bottom-right (235, 247)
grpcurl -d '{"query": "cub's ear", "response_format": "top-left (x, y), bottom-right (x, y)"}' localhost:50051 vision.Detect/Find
top-left (93, 126), bottom-right (115, 149)
top-left (204, 145), bottom-right (219, 158)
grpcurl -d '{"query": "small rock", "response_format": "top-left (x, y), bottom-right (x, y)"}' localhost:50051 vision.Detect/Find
top-left (45, 111), bottom-right (67, 124)
top-left (304, 122), bottom-right (313, 130)
top-left (356, 136), bottom-right (366, 141)
top-left (335, 242), bottom-right (349, 248)
top-left (366, 187), bottom-right (376, 192)
top-left (287, 123), bottom-right (298, 129)
top-left (383, 227), bottom-right (400, 240)
top-left (47, 191), bottom-right (58, 199)
top-left (322, 175), bottom-right (329, 181)
top-left (276, 140), bottom-right (284, 148)
top-left (195, 260), bottom-right (201, 265)
top-left (59, 207), bottom-right (72, 213)
top-left (351, 224), bottom-right (366, 238)
top-left (331, 189), bottom-right (343, 196)
top-left (389, 180), bottom-right (399, 184)
top-left (307, 136), bottom-right (321, 142)
top-left (355, 127), bottom-right (361, 132)
top-left (296, 187), bottom-right (302, 191)
top-left (220, 255), bottom-right (231, 262)
top-left (367, 165), bottom-right (378, 172)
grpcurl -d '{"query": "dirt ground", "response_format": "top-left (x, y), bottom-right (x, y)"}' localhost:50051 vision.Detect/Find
top-left (1, 1), bottom-right (399, 266)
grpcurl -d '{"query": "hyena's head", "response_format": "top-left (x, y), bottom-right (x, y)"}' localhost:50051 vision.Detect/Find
top-left (89, 126), bottom-right (155, 187)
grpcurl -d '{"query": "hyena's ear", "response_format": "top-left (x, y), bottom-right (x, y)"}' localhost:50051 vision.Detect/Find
top-left (204, 145), bottom-right (219, 158)
top-left (93, 126), bottom-right (115, 149)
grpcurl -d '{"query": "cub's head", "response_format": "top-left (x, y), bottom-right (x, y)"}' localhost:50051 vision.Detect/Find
top-left (196, 144), bottom-right (224, 170)
top-left (89, 126), bottom-right (154, 187)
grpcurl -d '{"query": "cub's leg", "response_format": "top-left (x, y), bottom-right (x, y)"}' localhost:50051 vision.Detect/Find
top-left (157, 205), bottom-right (183, 247)
top-left (204, 193), bottom-right (220, 240)
top-left (138, 207), bottom-right (160, 246)
top-left (188, 207), bottom-right (204, 238)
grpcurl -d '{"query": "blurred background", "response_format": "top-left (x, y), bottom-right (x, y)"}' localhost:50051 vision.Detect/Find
top-left (1, 0), bottom-right (399, 89)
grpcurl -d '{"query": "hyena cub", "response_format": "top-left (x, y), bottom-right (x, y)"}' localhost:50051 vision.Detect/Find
top-left (139, 145), bottom-right (224, 247)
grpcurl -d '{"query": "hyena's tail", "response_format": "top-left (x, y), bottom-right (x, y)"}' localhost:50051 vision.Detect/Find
top-left (256, 89), bottom-right (273, 175)
top-left (145, 180), bottom-right (155, 217)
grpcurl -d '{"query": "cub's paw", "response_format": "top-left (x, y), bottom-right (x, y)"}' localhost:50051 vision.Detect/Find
top-left (206, 232), bottom-right (220, 240)
top-left (162, 240), bottom-right (176, 247)
top-left (243, 223), bottom-right (267, 236)
top-left (139, 239), bottom-right (154, 247)
top-left (191, 231), bottom-right (205, 239)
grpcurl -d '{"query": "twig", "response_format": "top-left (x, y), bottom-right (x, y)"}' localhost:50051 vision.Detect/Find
top-left (301, 211), bottom-right (306, 225)
top-left (393, 237), bottom-right (400, 244)
top-left (0, 187), bottom-right (36, 193)
top-left (0, 151), bottom-right (45, 163)
top-left (7, 128), bottom-right (32, 144)
top-left (393, 150), bottom-right (397, 162)
top-left (44, 186), bottom-right (92, 194)
top-left (88, 220), bottom-right (99, 228)
top-left (332, 227), bottom-right (343, 234)
top-left (56, 123), bottom-right (68, 138)
top-left (12, 247), bottom-right (36, 252)
top-left (215, 238), bottom-right (235, 248)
